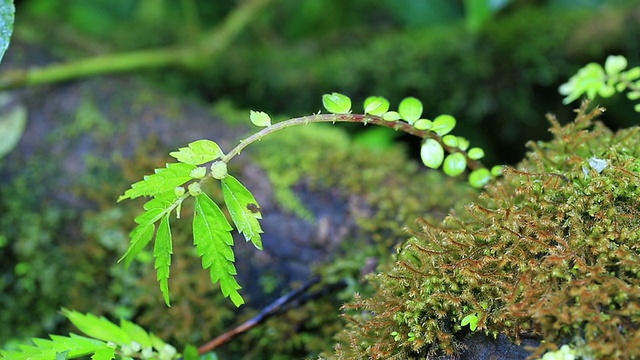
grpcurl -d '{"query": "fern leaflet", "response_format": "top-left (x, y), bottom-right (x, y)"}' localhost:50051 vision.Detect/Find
top-left (0, 334), bottom-right (113, 360)
top-left (118, 163), bottom-right (196, 201)
top-left (222, 175), bottom-right (264, 250)
top-left (118, 191), bottom-right (177, 268)
top-left (154, 213), bottom-right (173, 306)
top-left (193, 193), bottom-right (244, 307)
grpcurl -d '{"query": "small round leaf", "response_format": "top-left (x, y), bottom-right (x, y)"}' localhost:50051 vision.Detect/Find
top-left (457, 137), bottom-right (470, 151)
top-left (249, 110), bottom-right (271, 127)
top-left (469, 168), bottom-right (492, 188)
top-left (491, 165), bottom-right (504, 177)
top-left (604, 55), bottom-right (627, 76)
top-left (467, 147), bottom-right (485, 160)
top-left (363, 96), bottom-right (390, 116)
top-left (627, 91), bottom-right (640, 101)
top-left (442, 135), bottom-right (459, 147)
top-left (382, 111), bottom-right (401, 121)
top-left (443, 153), bottom-right (466, 177)
top-left (420, 139), bottom-right (444, 169)
top-left (398, 97), bottom-right (423, 124)
top-left (322, 92), bottom-right (352, 114)
top-left (414, 119), bottom-right (432, 130)
top-left (432, 114), bottom-right (456, 136)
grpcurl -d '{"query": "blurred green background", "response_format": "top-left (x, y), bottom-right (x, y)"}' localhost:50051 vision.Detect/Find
top-left (1, 0), bottom-right (640, 358)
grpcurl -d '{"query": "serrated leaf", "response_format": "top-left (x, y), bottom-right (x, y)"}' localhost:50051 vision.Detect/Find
top-left (169, 139), bottom-right (224, 165)
top-left (221, 175), bottom-right (263, 250)
top-left (119, 163), bottom-right (196, 201)
top-left (62, 309), bottom-right (131, 345)
top-left (363, 96), bottom-right (389, 116)
top-left (193, 193), bottom-right (244, 307)
top-left (420, 139), bottom-right (444, 169)
top-left (443, 153), bottom-right (467, 177)
top-left (0, 334), bottom-right (110, 360)
top-left (398, 97), bottom-right (423, 124)
top-left (119, 192), bottom-right (176, 267)
top-left (120, 319), bottom-right (152, 348)
top-left (249, 110), bottom-right (271, 127)
top-left (432, 114), bottom-right (456, 136)
top-left (91, 346), bottom-right (116, 360)
top-left (154, 214), bottom-right (173, 307)
top-left (322, 92), bottom-right (351, 114)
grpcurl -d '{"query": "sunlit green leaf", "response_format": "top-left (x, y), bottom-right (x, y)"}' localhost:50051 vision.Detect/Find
top-left (120, 320), bottom-right (152, 348)
top-left (398, 97), bottom-right (423, 124)
top-left (322, 92), bottom-right (351, 114)
top-left (118, 163), bottom-right (196, 201)
top-left (62, 309), bottom-right (131, 345)
top-left (623, 67), bottom-right (640, 81)
top-left (461, 313), bottom-right (479, 331)
top-left (382, 111), bottom-right (401, 121)
top-left (0, 333), bottom-right (111, 360)
top-left (635, 103), bottom-right (640, 113)
top-left (431, 114), bottom-right (456, 136)
top-left (627, 91), bottom-right (640, 101)
top-left (457, 137), bottom-right (470, 151)
top-left (467, 147), bottom-right (485, 160)
top-left (119, 192), bottom-right (176, 267)
top-left (193, 193), bottom-right (244, 307)
top-left (249, 110), bottom-right (271, 127)
top-left (363, 96), bottom-right (390, 116)
top-left (222, 175), bottom-right (263, 250)
top-left (604, 55), bottom-right (627, 76)
top-left (420, 139), bottom-right (444, 169)
top-left (413, 119), bottom-right (432, 130)
top-left (443, 153), bottom-right (466, 177)
top-left (442, 135), bottom-right (458, 147)
top-left (154, 214), bottom-right (173, 307)
top-left (469, 168), bottom-right (492, 188)
top-left (182, 345), bottom-right (199, 360)
top-left (491, 165), bottom-right (504, 177)
top-left (169, 140), bottom-right (224, 166)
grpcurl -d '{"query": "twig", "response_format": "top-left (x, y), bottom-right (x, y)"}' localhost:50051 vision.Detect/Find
top-left (197, 275), bottom-right (322, 354)
top-left (0, 0), bottom-right (274, 90)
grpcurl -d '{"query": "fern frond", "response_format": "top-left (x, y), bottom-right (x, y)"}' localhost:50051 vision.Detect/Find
top-left (221, 175), bottom-right (264, 250)
top-left (154, 214), bottom-right (174, 306)
top-left (118, 163), bottom-right (196, 201)
top-left (118, 191), bottom-right (177, 268)
top-left (0, 333), bottom-right (113, 360)
top-left (193, 193), bottom-right (244, 307)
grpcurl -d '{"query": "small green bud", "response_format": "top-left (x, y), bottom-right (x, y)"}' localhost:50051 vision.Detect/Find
top-left (174, 186), bottom-right (185, 197)
top-left (210, 161), bottom-right (228, 179)
top-left (190, 166), bottom-right (207, 179)
top-left (188, 183), bottom-right (203, 196)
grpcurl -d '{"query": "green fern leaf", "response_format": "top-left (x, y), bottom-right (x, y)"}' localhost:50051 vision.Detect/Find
top-left (118, 163), bottom-right (196, 201)
top-left (221, 175), bottom-right (263, 250)
top-left (169, 139), bottom-right (224, 165)
top-left (193, 193), bottom-right (244, 307)
top-left (119, 191), bottom-right (177, 268)
top-left (0, 334), bottom-right (112, 360)
top-left (62, 309), bottom-right (131, 345)
top-left (154, 213), bottom-right (173, 307)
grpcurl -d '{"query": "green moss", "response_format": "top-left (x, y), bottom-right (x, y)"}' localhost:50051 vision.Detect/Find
top-left (328, 105), bottom-right (640, 359)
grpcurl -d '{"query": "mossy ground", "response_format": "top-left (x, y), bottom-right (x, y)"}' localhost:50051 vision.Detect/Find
top-left (327, 104), bottom-right (640, 359)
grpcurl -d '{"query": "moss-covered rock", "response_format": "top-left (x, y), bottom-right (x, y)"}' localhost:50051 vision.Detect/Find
top-left (327, 104), bottom-right (640, 359)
